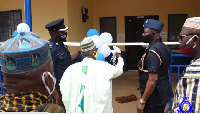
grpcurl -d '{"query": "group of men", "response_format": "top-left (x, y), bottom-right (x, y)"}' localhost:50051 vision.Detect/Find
top-left (0, 16), bottom-right (199, 113)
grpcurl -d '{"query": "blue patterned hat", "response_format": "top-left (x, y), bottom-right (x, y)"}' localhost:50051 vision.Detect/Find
top-left (143, 19), bottom-right (164, 32)
top-left (0, 32), bottom-right (51, 74)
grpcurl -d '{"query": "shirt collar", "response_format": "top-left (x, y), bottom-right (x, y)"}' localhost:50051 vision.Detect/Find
top-left (50, 38), bottom-right (64, 46)
top-left (146, 38), bottom-right (161, 49)
top-left (83, 57), bottom-right (94, 62)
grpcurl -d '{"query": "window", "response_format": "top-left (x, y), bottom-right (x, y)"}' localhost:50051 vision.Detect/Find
top-left (0, 10), bottom-right (22, 41)
top-left (168, 14), bottom-right (188, 49)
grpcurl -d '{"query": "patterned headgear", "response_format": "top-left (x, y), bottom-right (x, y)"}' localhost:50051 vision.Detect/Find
top-left (80, 37), bottom-right (96, 52)
top-left (183, 17), bottom-right (200, 29)
top-left (0, 32), bottom-right (51, 74)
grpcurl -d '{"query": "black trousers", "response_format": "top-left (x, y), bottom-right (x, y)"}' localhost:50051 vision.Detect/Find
top-left (143, 105), bottom-right (166, 113)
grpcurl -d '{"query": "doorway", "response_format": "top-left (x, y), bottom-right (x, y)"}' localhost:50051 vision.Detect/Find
top-left (125, 15), bottom-right (159, 71)
top-left (100, 17), bottom-right (117, 43)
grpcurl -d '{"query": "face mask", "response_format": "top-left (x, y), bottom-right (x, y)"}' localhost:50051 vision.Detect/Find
top-left (179, 35), bottom-right (196, 56)
top-left (42, 72), bottom-right (56, 96)
top-left (141, 34), bottom-right (153, 43)
top-left (59, 32), bottom-right (67, 42)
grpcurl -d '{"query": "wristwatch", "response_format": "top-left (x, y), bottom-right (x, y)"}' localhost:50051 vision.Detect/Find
top-left (140, 99), bottom-right (146, 104)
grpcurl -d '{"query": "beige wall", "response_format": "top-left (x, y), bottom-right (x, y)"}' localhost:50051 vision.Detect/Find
top-left (0, 0), bottom-right (68, 40)
top-left (92, 0), bottom-right (199, 51)
top-left (0, 0), bottom-right (25, 21)
top-left (0, 0), bottom-right (93, 53)
top-left (67, 0), bottom-right (93, 53)
top-left (32, 0), bottom-right (68, 40)
top-left (0, 0), bottom-right (199, 52)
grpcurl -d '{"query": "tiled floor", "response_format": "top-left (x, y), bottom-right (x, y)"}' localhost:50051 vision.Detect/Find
top-left (112, 72), bottom-right (178, 113)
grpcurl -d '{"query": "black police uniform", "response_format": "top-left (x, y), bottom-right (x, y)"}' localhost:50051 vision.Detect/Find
top-left (138, 39), bottom-right (173, 112)
top-left (49, 39), bottom-right (71, 95)
top-left (45, 18), bottom-right (70, 97)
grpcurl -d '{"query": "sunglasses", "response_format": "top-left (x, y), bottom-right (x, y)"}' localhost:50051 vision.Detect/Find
top-left (179, 34), bottom-right (193, 41)
top-left (179, 34), bottom-right (200, 42)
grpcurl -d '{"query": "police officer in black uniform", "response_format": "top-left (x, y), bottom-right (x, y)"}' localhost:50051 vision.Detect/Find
top-left (45, 18), bottom-right (81, 104)
top-left (137, 19), bottom-right (173, 113)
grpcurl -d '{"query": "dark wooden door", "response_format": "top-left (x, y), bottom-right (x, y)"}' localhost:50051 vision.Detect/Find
top-left (125, 15), bottom-right (159, 71)
top-left (100, 17), bottom-right (117, 43)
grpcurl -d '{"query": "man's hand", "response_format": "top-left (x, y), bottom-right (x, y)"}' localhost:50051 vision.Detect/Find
top-left (116, 53), bottom-right (121, 58)
top-left (136, 101), bottom-right (145, 113)
top-left (113, 46), bottom-right (121, 54)
top-left (111, 46), bottom-right (121, 58)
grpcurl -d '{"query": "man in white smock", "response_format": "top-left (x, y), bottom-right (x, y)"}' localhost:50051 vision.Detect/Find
top-left (59, 37), bottom-right (124, 113)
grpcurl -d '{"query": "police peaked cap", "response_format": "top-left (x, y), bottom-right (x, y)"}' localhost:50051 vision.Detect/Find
top-left (45, 18), bottom-right (68, 31)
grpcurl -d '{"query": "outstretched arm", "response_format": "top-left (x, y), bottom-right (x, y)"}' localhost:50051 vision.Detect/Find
top-left (110, 46), bottom-right (124, 79)
top-left (71, 50), bottom-right (81, 62)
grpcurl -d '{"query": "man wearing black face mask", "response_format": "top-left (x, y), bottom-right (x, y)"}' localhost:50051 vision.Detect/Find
top-left (137, 19), bottom-right (173, 113)
top-left (45, 18), bottom-right (81, 105)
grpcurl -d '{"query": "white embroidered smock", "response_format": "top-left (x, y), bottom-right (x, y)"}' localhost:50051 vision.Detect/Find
top-left (60, 57), bottom-right (124, 113)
